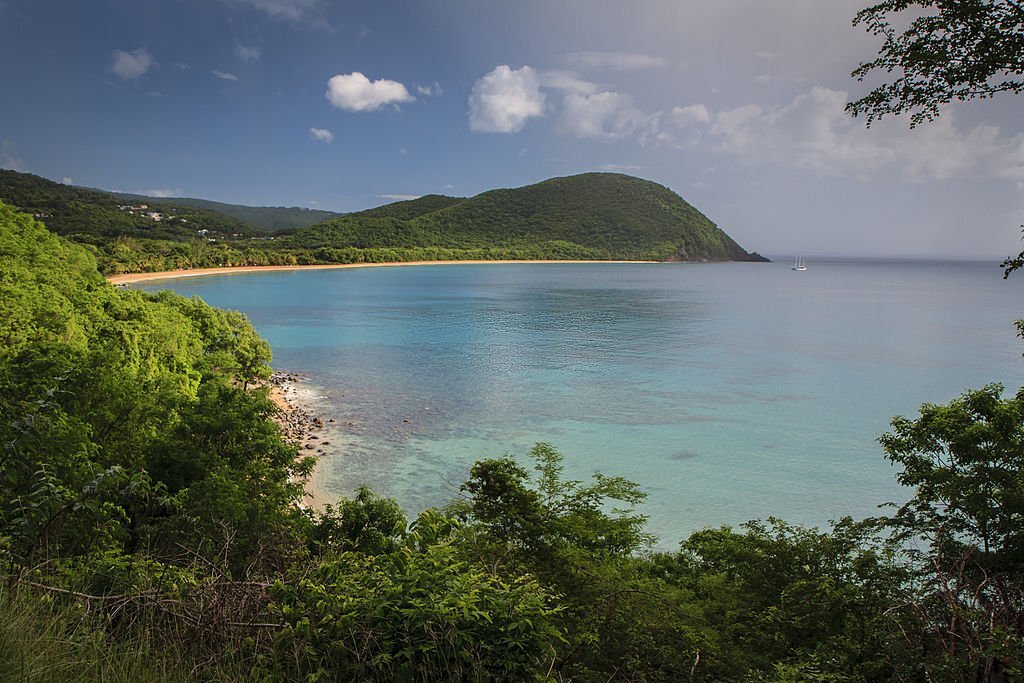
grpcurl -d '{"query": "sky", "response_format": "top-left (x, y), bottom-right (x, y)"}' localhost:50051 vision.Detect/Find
top-left (1, 0), bottom-right (1022, 259)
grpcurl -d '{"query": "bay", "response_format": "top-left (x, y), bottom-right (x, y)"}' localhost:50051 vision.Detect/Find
top-left (138, 260), bottom-right (1024, 546)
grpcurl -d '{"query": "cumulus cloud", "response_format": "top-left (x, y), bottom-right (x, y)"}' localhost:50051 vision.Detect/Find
top-left (309, 127), bottom-right (333, 143)
top-left (672, 104), bottom-right (711, 128)
top-left (896, 116), bottom-right (1024, 182)
top-left (538, 70), bottom-right (598, 95)
top-left (61, 176), bottom-right (73, 184)
top-left (564, 51), bottom-right (666, 70)
top-left (110, 48), bottom-right (154, 80)
top-left (416, 82), bottom-right (443, 97)
top-left (561, 91), bottom-right (656, 141)
top-left (1, 141), bottom-right (25, 171)
top-left (468, 65), bottom-right (545, 133)
top-left (228, 0), bottom-right (320, 22)
top-left (599, 163), bottom-right (647, 172)
top-left (676, 86), bottom-right (1024, 182)
top-left (139, 188), bottom-right (182, 198)
top-left (378, 194), bottom-right (421, 201)
top-left (326, 72), bottom-right (414, 112)
top-left (708, 88), bottom-right (895, 175)
top-left (212, 70), bottom-right (239, 81)
top-left (236, 44), bottom-right (261, 62)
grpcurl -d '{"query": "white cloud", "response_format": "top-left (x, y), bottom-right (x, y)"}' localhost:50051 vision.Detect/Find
top-left (139, 188), bottom-right (182, 198)
top-left (696, 86), bottom-right (1024, 182)
top-left (378, 194), bottom-right (421, 201)
top-left (599, 163), bottom-right (647, 172)
top-left (228, 0), bottom-right (319, 22)
top-left (110, 48), bottom-right (154, 80)
top-left (753, 74), bottom-right (774, 85)
top-left (212, 70), bottom-right (239, 81)
top-left (564, 51), bottom-right (666, 70)
top-left (326, 72), bottom-right (414, 112)
top-left (1, 141), bottom-right (25, 171)
top-left (309, 127), bottom-right (333, 143)
top-left (897, 117), bottom-right (1024, 182)
top-left (399, 147), bottom-right (407, 155)
top-left (538, 70), bottom-right (598, 95)
top-left (416, 82), bottom-right (443, 97)
top-left (236, 44), bottom-right (261, 62)
top-left (468, 65), bottom-right (545, 133)
top-left (709, 89), bottom-right (894, 175)
top-left (996, 136), bottom-right (1024, 181)
top-left (671, 104), bottom-right (711, 128)
top-left (561, 91), bottom-right (656, 141)
top-left (61, 176), bottom-right (73, 184)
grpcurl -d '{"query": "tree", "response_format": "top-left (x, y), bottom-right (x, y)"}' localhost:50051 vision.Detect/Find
top-left (267, 510), bottom-right (562, 682)
top-left (846, 0), bottom-right (1024, 127)
top-left (877, 384), bottom-right (1024, 680)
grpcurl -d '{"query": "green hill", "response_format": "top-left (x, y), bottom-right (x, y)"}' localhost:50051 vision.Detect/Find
top-left (0, 170), bottom-right (253, 241)
top-left (0, 170), bottom-right (766, 273)
top-left (283, 173), bottom-right (766, 262)
top-left (111, 192), bottom-right (342, 232)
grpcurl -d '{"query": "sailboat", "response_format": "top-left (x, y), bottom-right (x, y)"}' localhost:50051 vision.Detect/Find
top-left (792, 256), bottom-right (807, 271)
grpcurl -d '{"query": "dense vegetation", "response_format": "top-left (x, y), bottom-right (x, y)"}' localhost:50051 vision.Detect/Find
top-left (280, 173), bottom-right (766, 263)
top-left (2, 199), bottom-right (1022, 680)
top-left (0, 170), bottom-right (252, 241)
top-left (111, 192), bottom-right (342, 232)
top-left (0, 170), bottom-right (766, 275)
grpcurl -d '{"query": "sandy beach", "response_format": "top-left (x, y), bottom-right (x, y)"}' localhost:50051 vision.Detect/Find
top-left (266, 373), bottom-right (335, 510)
top-left (106, 259), bottom-right (658, 284)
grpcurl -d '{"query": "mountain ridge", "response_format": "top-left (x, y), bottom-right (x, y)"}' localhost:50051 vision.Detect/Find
top-left (0, 169), bottom-right (766, 272)
top-left (283, 173), bottom-right (767, 263)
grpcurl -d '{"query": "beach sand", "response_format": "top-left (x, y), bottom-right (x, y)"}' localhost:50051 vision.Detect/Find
top-left (106, 259), bottom-right (658, 284)
top-left (266, 373), bottom-right (334, 510)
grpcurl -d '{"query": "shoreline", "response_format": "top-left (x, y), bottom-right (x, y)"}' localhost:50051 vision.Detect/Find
top-left (266, 372), bottom-right (334, 510)
top-left (106, 259), bottom-right (660, 284)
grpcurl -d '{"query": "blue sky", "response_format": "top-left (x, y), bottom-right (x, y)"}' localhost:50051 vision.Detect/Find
top-left (1, 0), bottom-right (1022, 259)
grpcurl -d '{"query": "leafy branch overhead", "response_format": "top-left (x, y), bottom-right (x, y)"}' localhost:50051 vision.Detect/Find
top-left (846, 0), bottom-right (1024, 127)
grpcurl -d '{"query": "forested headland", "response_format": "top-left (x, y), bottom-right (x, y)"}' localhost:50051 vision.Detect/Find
top-left (0, 170), bottom-right (767, 276)
top-left (2, 197), bottom-right (1022, 680)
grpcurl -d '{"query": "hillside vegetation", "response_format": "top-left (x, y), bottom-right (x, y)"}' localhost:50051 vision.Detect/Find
top-left (112, 192), bottom-right (342, 232)
top-left (0, 170), bottom-right (765, 273)
top-left (283, 173), bottom-right (766, 263)
top-left (0, 170), bottom-right (251, 240)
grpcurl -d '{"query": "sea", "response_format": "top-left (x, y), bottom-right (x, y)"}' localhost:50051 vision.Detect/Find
top-left (137, 259), bottom-right (1024, 547)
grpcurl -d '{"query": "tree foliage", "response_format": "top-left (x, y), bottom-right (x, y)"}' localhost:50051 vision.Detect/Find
top-left (877, 385), bottom-right (1024, 679)
top-left (847, 0), bottom-right (1024, 127)
top-left (0, 170), bottom-right (768, 275)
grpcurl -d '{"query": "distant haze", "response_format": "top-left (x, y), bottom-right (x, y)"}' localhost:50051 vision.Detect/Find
top-left (0, 0), bottom-right (1021, 259)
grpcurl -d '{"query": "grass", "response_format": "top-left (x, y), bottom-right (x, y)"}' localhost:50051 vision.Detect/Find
top-left (0, 587), bottom-right (254, 682)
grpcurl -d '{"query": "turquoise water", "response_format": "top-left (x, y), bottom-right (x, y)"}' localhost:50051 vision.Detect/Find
top-left (139, 260), bottom-right (1024, 546)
